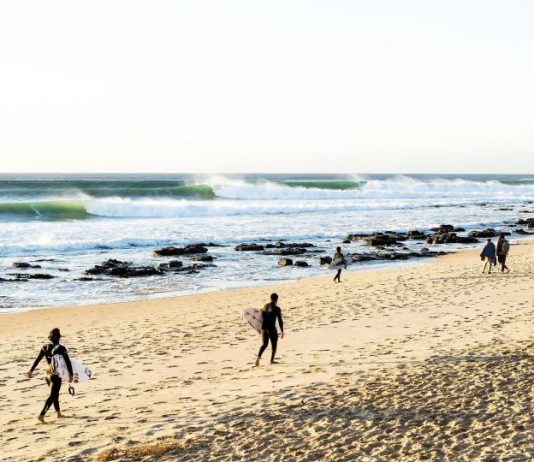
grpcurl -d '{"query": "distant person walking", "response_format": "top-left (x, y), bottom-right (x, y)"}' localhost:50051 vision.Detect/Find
top-left (333, 246), bottom-right (346, 283)
top-left (496, 233), bottom-right (511, 273)
top-left (480, 238), bottom-right (497, 274)
top-left (255, 293), bottom-right (284, 367)
top-left (26, 328), bottom-right (74, 424)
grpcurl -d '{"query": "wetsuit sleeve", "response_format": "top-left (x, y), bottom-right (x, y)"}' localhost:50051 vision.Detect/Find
top-left (30, 347), bottom-right (45, 372)
top-left (276, 308), bottom-right (284, 333)
top-left (61, 347), bottom-right (74, 376)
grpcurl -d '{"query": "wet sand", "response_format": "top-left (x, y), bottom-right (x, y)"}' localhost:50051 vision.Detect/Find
top-left (0, 242), bottom-right (532, 461)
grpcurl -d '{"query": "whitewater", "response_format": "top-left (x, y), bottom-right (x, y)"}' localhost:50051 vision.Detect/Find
top-left (0, 173), bottom-right (533, 311)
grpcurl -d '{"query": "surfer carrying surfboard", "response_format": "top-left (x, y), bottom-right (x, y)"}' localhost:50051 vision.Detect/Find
top-left (26, 328), bottom-right (74, 424)
top-left (333, 246), bottom-right (346, 283)
top-left (255, 293), bottom-right (284, 367)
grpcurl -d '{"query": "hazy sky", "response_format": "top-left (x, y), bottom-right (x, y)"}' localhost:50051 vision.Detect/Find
top-left (0, 0), bottom-right (532, 173)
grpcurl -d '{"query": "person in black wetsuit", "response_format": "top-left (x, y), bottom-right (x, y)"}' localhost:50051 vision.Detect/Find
top-left (26, 328), bottom-right (74, 424)
top-left (333, 246), bottom-right (345, 283)
top-left (255, 293), bottom-right (284, 367)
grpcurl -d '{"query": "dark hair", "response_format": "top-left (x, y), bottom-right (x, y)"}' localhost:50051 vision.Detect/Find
top-left (499, 233), bottom-right (505, 238)
top-left (48, 328), bottom-right (61, 344)
top-left (487, 238), bottom-right (491, 242)
top-left (336, 246), bottom-right (341, 252)
top-left (270, 293), bottom-right (278, 302)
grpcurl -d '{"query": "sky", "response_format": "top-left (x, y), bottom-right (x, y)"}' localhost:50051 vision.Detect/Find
top-left (0, 0), bottom-right (533, 174)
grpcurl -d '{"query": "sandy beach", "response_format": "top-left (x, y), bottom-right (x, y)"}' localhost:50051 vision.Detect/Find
top-left (1, 241), bottom-right (532, 462)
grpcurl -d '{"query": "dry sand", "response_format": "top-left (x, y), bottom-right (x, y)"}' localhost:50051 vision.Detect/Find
top-left (0, 242), bottom-right (532, 461)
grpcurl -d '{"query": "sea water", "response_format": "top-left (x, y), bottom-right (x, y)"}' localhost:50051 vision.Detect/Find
top-left (0, 173), bottom-right (533, 311)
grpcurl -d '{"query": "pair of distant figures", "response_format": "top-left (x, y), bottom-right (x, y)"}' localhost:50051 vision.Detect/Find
top-left (480, 233), bottom-right (510, 274)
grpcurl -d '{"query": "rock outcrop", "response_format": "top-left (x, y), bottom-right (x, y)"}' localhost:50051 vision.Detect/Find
top-left (154, 245), bottom-right (208, 256)
top-left (235, 243), bottom-right (265, 251)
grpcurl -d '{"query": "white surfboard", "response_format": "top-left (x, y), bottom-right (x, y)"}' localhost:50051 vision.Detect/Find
top-left (52, 356), bottom-right (93, 383)
top-left (328, 257), bottom-right (351, 270)
top-left (243, 308), bottom-right (281, 334)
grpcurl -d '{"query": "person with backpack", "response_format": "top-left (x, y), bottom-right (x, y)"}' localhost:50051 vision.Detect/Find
top-left (26, 328), bottom-right (74, 424)
top-left (480, 238), bottom-right (497, 274)
top-left (496, 233), bottom-right (511, 273)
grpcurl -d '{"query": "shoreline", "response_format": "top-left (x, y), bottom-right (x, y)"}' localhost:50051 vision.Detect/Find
top-left (1, 242), bottom-right (532, 461)
top-left (3, 235), bottom-right (533, 316)
top-left (2, 185), bottom-right (533, 311)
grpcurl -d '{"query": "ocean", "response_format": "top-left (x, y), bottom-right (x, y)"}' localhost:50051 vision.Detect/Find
top-left (1, 173), bottom-right (533, 312)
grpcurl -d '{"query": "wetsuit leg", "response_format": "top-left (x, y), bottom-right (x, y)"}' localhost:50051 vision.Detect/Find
top-left (257, 330), bottom-right (270, 358)
top-left (334, 269), bottom-right (341, 282)
top-left (40, 375), bottom-right (62, 416)
top-left (269, 330), bottom-right (278, 362)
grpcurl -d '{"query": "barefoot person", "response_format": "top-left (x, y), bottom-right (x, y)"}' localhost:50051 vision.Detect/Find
top-left (496, 233), bottom-right (511, 273)
top-left (26, 328), bottom-right (74, 424)
top-left (480, 238), bottom-right (497, 274)
top-left (255, 293), bottom-right (284, 366)
top-left (333, 246), bottom-right (346, 283)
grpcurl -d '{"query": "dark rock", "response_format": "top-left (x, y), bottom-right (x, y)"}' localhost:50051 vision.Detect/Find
top-left (320, 256), bottom-right (333, 265)
top-left (278, 258), bottom-right (293, 267)
top-left (453, 227), bottom-right (466, 232)
top-left (190, 255), bottom-right (214, 262)
top-left (430, 224), bottom-right (455, 233)
top-left (183, 244), bottom-right (209, 254)
top-left (12, 262), bottom-right (41, 269)
top-left (85, 259), bottom-right (163, 278)
top-left (347, 250), bottom-right (448, 263)
top-left (407, 230), bottom-right (428, 240)
top-left (235, 243), bottom-right (265, 251)
top-left (154, 247), bottom-right (181, 256)
top-left (515, 217), bottom-right (534, 228)
top-left (426, 232), bottom-right (478, 245)
top-left (263, 248), bottom-right (307, 256)
top-left (75, 277), bottom-right (97, 281)
top-left (294, 261), bottom-right (309, 267)
top-left (34, 259), bottom-right (55, 262)
top-left (343, 239), bottom-right (351, 244)
top-left (10, 273), bottom-right (55, 280)
top-left (154, 244), bottom-right (208, 256)
top-left (347, 232), bottom-right (406, 247)
top-left (58, 268), bottom-right (70, 272)
top-left (516, 228), bottom-right (533, 235)
top-left (265, 242), bottom-right (315, 249)
top-left (168, 260), bottom-right (183, 268)
top-left (191, 263), bottom-right (217, 269)
top-left (468, 229), bottom-right (497, 238)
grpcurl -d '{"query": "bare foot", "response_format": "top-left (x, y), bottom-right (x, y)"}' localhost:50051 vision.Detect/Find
top-left (37, 415), bottom-right (46, 424)
top-left (254, 357), bottom-right (260, 367)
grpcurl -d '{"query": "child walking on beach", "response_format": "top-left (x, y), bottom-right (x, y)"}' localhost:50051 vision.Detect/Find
top-left (26, 328), bottom-right (74, 424)
top-left (255, 293), bottom-right (284, 367)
